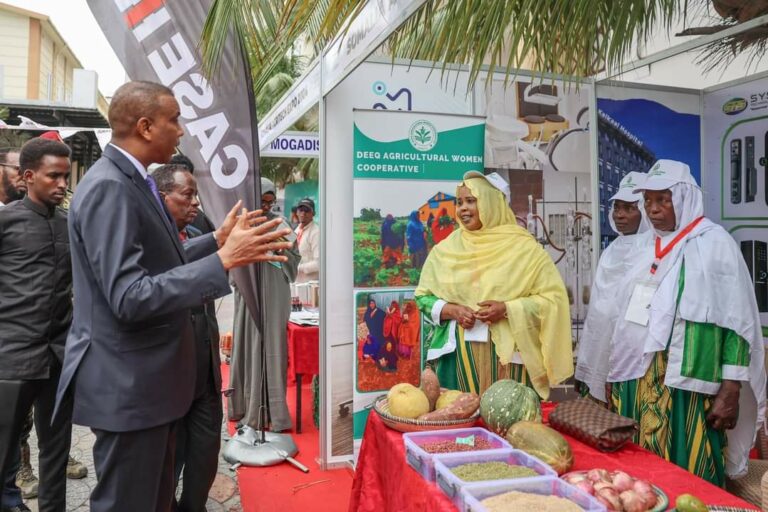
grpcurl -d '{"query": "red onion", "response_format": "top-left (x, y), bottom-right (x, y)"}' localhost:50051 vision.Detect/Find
top-left (587, 468), bottom-right (611, 483)
top-left (612, 470), bottom-right (634, 492)
top-left (573, 480), bottom-right (595, 496)
top-left (593, 481), bottom-right (614, 493)
top-left (633, 479), bottom-right (658, 508)
top-left (564, 474), bottom-right (587, 485)
top-left (596, 487), bottom-right (622, 511)
top-left (620, 490), bottom-right (647, 512)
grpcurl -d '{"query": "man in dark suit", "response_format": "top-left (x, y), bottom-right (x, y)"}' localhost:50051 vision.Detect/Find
top-left (152, 163), bottom-right (222, 511)
top-left (0, 138), bottom-right (74, 512)
top-left (56, 81), bottom-right (292, 512)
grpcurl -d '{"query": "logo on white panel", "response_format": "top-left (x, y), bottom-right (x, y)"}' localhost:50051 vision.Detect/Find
top-left (409, 120), bottom-right (438, 151)
top-left (372, 81), bottom-right (413, 111)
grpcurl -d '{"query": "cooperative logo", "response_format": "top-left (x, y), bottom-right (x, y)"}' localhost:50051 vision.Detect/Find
top-left (621, 176), bottom-right (635, 189)
top-left (722, 98), bottom-right (748, 115)
top-left (409, 120), bottom-right (438, 151)
top-left (648, 163), bottom-right (665, 177)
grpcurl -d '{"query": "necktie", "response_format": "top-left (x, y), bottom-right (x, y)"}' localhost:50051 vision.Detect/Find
top-left (144, 175), bottom-right (165, 211)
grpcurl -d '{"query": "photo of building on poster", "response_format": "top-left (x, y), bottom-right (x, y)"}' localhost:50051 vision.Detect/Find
top-left (595, 88), bottom-right (701, 247)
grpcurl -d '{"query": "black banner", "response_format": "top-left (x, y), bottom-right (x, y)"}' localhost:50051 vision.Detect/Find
top-left (87, 0), bottom-right (263, 320)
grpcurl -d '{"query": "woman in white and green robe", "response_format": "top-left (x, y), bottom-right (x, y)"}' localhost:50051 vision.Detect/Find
top-left (607, 160), bottom-right (766, 487)
top-left (576, 171), bottom-right (650, 403)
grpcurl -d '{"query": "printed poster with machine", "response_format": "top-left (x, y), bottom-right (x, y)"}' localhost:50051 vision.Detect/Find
top-left (477, 78), bottom-right (595, 354)
top-left (351, 109), bottom-right (485, 456)
top-left (703, 75), bottom-right (768, 338)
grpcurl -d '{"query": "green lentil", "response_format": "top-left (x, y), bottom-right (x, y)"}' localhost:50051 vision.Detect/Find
top-left (450, 462), bottom-right (538, 481)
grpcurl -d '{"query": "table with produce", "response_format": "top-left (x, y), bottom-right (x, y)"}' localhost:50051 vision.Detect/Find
top-left (348, 369), bottom-right (758, 512)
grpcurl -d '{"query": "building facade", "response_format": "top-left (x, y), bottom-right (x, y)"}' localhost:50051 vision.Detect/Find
top-left (0, 2), bottom-right (107, 114)
top-left (597, 110), bottom-right (656, 248)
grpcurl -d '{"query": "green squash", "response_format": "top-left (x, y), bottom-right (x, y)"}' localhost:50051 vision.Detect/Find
top-left (479, 379), bottom-right (542, 436)
top-left (506, 421), bottom-right (573, 475)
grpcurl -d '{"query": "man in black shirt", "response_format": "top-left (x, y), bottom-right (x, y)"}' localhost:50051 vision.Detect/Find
top-left (0, 138), bottom-right (73, 512)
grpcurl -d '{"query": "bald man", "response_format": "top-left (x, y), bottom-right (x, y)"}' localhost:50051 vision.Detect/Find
top-left (55, 81), bottom-right (292, 512)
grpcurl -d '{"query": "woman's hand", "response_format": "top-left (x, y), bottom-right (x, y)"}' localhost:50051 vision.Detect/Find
top-left (707, 380), bottom-right (741, 430)
top-left (442, 303), bottom-right (476, 329)
top-left (475, 300), bottom-right (507, 324)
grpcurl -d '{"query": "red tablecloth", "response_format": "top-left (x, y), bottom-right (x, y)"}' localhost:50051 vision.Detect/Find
top-left (349, 408), bottom-right (758, 511)
top-left (287, 322), bottom-right (319, 385)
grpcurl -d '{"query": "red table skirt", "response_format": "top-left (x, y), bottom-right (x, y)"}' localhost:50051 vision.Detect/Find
top-left (287, 322), bottom-right (319, 385)
top-left (349, 405), bottom-right (758, 511)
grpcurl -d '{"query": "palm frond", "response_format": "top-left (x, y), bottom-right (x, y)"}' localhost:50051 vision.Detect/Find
top-left (201, 0), bottom-right (767, 99)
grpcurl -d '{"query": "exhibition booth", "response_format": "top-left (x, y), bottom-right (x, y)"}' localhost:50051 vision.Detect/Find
top-left (249, 4), bottom-right (768, 509)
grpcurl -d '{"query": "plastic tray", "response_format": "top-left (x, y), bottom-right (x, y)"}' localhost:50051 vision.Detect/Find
top-left (434, 448), bottom-right (557, 511)
top-left (461, 476), bottom-right (607, 512)
top-left (403, 428), bottom-right (510, 482)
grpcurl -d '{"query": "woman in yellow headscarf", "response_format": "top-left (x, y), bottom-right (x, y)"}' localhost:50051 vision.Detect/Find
top-left (415, 172), bottom-right (573, 399)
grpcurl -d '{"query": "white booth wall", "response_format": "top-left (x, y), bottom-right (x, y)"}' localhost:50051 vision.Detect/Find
top-left (322, 58), bottom-right (596, 463)
top-left (323, 60), bottom-right (473, 464)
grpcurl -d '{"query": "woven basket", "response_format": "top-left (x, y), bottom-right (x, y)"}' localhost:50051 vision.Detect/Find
top-left (726, 460), bottom-right (768, 509)
top-left (373, 395), bottom-right (479, 433)
top-left (707, 507), bottom-right (762, 511)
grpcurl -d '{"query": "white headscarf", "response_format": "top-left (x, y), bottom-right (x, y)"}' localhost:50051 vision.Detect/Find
top-left (609, 161), bottom-right (711, 381)
top-left (608, 171), bottom-right (651, 236)
top-left (609, 160), bottom-right (765, 478)
top-left (646, 178), bottom-right (704, 238)
top-left (577, 172), bottom-right (649, 401)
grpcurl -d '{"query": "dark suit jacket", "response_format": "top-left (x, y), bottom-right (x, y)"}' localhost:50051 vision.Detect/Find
top-left (185, 225), bottom-right (222, 396)
top-left (56, 145), bottom-right (230, 432)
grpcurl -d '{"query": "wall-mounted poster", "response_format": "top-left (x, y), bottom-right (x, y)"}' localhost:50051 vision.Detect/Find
top-left (324, 61), bottom-right (475, 464)
top-left (351, 109), bottom-right (483, 458)
top-left (702, 75), bottom-right (768, 337)
top-left (477, 76), bottom-right (594, 334)
top-left (352, 110), bottom-right (485, 288)
top-left (595, 85), bottom-right (701, 248)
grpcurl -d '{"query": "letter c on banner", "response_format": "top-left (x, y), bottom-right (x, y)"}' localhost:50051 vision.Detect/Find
top-left (211, 144), bottom-right (249, 189)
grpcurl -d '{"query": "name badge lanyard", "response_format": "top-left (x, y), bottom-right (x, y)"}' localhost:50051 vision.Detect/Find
top-left (649, 216), bottom-right (704, 275)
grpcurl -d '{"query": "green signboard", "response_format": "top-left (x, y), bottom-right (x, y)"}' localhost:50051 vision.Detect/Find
top-left (353, 111), bottom-right (485, 181)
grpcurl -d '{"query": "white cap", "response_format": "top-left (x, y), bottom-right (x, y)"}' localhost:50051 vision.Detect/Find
top-left (633, 159), bottom-right (697, 193)
top-left (610, 171), bottom-right (646, 203)
top-left (463, 171), bottom-right (511, 203)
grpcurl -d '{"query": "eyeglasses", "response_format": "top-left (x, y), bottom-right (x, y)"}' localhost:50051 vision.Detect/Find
top-left (0, 163), bottom-right (20, 171)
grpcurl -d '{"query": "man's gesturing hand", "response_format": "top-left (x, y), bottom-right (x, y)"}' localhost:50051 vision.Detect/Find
top-left (217, 209), bottom-right (293, 270)
top-left (214, 201), bottom-right (267, 248)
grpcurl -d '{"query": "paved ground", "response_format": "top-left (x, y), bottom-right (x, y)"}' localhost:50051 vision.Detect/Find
top-left (23, 423), bottom-right (242, 512)
top-left (22, 293), bottom-right (242, 511)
